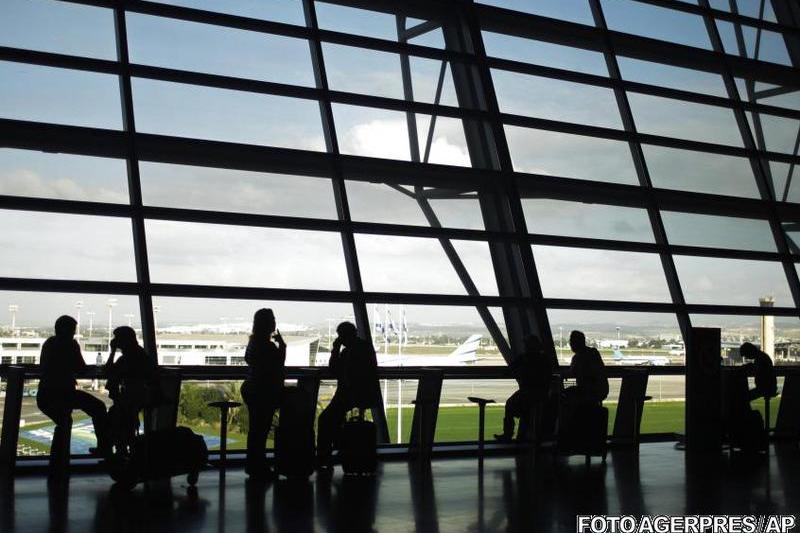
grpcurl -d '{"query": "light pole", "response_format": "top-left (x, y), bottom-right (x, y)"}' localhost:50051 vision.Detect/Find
top-left (8, 304), bottom-right (18, 336)
top-left (75, 301), bottom-right (83, 336)
top-left (107, 298), bottom-right (118, 348)
top-left (153, 305), bottom-right (161, 333)
top-left (87, 311), bottom-right (95, 338)
top-left (558, 326), bottom-right (563, 358)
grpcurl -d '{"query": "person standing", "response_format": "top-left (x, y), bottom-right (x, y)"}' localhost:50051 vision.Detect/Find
top-left (241, 308), bottom-right (286, 479)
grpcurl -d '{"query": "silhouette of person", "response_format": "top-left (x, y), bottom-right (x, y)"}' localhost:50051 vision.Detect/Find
top-left (494, 335), bottom-right (553, 442)
top-left (316, 321), bottom-right (378, 470)
top-left (740, 342), bottom-right (778, 402)
top-left (105, 326), bottom-right (158, 454)
top-left (241, 308), bottom-right (285, 479)
top-left (563, 330), bottom-right (609, 406)
top-left (36, 315), bottom-right (111, 459)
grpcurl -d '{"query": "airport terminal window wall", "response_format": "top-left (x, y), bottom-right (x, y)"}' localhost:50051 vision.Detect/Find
top-left (1, 0), bottom-right (800, 446)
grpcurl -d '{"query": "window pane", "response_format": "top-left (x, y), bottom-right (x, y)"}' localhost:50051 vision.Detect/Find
top-left (0, 210), bottom-right (136, 281)
top-left (547, 309), bottom-right (682, 365)
top-left (333, 105), bottom-right (473, 166)
top-left (601, 0), bottom-right (711, 49)
top-left (748, 113), bottom-right (800, 155)
top-left (492, 70), bottom-right (622, 128)
top-left (0, 61), bottom-right (121, 129)
top-left (366, 303), bottom-right (507, 365)
top-left (481, 32), bottom-right (608, 76)
top-left (152, 297), bottom-right (353, 365)
top-left (478, 0), bottom-right (594, 25)
top-left (782, 221), bottom-right (800, 253)
top-left (521, 198), bottom-right (654, 242)
top-left (0, 0), bottom-right (116, 59)
top-left (346, 181), bottom-right (485, 230)
top-left (643, 145), bottom-right (760, 198)
top-left (139, 162), bottom-right (337, 219)
top-left (628, 93), bottom-right (744, 146)
top-left (662, 212), bottom-right (776, 252)
top-left (0, 149), bottom-right (129, 204)
top-left (146, 221), bottom-right (348, 290)
top-left (148, 0), bottom-right (305, 25)
top-left (691, 314), bottom-right (800, 365)
top-left (675, 256), bottom-right (793, 305)
top-left (506, 126), bottom-right (638, 184)
top-left (771, 161), bottom-right (800, 203)
top-left (132, 79), bottom-right (325, 150)
top-left (356, 235), bottom-right (498, 295)
top-left (127, 13), bottom-right (315, 87)
top-left (316, 2), bottom-right (444, 46)
top-left (533, 245), bottom-right (671, 302)
top-left (618, 57), bottom-right (727, 98)
top-left (716, 20), bottom-right (792, 66)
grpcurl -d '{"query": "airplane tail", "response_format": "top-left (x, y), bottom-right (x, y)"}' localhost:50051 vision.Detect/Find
top-left (449, 334), bottom-right (482, 364)
top-left (612, 349), bottom-right (624, 360)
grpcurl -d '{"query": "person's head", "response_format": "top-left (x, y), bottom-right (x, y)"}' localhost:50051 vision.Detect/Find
top-left (523, 335), bottom-right (543, 356)
top-left (740, 342), bottom-right (759, 360)
top-left (569, 330), bottom-right (586, 352)
top-left (111, 326), bottom-right (139, 352)
top-left (336, 321), bottom-right (358, 346)
top-left (251, 308), bottom-right (276, 338)
top-left (54, 315), bottom-right (77, 338)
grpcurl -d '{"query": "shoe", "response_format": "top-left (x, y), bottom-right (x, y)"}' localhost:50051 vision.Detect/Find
top-left (494, 433), bottom-right (512, 443)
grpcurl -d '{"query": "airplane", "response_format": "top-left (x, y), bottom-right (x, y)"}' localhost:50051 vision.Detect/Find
top-left (611, 349), bottom-right (670, 366)
top-left (371, 334), bottom-right (483, 367)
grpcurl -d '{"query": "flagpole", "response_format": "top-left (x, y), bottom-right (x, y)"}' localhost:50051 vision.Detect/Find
top-left (397, 304), bottom-right (402, 444)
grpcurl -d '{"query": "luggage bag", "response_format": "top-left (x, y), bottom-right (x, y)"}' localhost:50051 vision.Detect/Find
top-left (339, 409), bottom-right (377, 475)
top-left (275, 386), bottom-right (316, 479)
top-left (557, 403), bottom-right (608, 460)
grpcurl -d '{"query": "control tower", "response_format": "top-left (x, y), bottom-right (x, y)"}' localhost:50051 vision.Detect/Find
top-left (760, 296), bottom-right (775, 362)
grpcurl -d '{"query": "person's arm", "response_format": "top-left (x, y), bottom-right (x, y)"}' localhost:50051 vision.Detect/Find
top-left (73, 340), bottom-right (87, 375)
top-left (274, 330), bottom-right (287, 366)
top-left (329, 338), bottom-right (343, 374)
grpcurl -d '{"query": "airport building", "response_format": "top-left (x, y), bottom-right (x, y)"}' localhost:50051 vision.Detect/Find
top-left (0, 0), bottom-right (799, 531)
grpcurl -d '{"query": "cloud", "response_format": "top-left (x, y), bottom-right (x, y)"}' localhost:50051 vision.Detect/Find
top-left (0, 168), bottom-right (128, 204)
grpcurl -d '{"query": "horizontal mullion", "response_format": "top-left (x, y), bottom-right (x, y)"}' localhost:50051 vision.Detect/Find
top-left (0, 46), bottom-right (120, 75)
top-left (487, 56), bottom-right (800, 122)
top-left (668, 245), bottom-right (789, 262)
top-left (0, 195), bottom-right (132, 218)
top-left (0, 277), bottom-right (140, 295)
top-left (501, 113), bottom-right (800, 164)
top-left (545, 298), bottom-right (800, 316)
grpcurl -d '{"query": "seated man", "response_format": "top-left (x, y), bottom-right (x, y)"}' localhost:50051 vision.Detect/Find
top-left (105, 326), bottom-right (158, 455)
top-left (36, 315), bottom-right (111, 461)
top-left (740, 342), bottom-right (778, 402)
top-left (563, 330), bottom-right (609, 406)
top-left (316, 322), bottom-right (378, 469)
top-left (494, 335), bottom-right (553, 442)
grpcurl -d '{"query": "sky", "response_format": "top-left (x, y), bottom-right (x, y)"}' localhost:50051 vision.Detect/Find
top-left (0, 0), bottom-right (799, 333)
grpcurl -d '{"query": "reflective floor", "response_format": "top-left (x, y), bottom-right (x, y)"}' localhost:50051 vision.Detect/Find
top-left (2, 442), bottom-right (799, 533)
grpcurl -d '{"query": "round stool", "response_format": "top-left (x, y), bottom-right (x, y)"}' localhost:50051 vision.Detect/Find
top-left (467, 397), bottom-right (495, 457)
top-left (208, 401), bottom-right (242, 469)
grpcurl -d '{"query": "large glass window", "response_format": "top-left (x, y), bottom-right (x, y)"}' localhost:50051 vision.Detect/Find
top-left (675, 257), bottom-right (794, 306)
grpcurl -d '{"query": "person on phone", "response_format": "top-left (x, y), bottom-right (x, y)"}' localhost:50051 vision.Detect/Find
top-left (316, 321), bottom-right (378, 470)
top-left (105, 326), bottom-right (158, 455)
top-left (740, 342), bottom-right (778, 402)
top-left (241, 308), bottom-right (286, 479)
top-left (37, 315), bottom-right (111, 461)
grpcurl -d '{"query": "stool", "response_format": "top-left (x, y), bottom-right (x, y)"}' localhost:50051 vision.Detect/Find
top-left (49, 417), bottom-right (73, 478)
top-left (208, 401), bottom-right (241, 469)
top-left (467, 397), bottom-right (495, 457)
top-left (765, 395), bottom-right (774, 433)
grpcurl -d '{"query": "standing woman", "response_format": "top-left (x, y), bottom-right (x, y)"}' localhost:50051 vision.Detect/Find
top-left (242, 308), bottom-right (286, 479)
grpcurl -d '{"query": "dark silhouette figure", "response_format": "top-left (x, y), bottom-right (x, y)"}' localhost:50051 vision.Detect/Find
top-left (241, 308), bottom-right (285, 479)
top-left (36, 315), bottom-right (111, 459)
top-left (105, 326), bottom-right (158, 454)
top-left (494, 335), bottom-right (553, 442)
top-left (740, 342), bottom-right (778, 402)
top-left (317, 322), bottom-right (378, 469)
top-left (563, 330), bottom-right (609, 406)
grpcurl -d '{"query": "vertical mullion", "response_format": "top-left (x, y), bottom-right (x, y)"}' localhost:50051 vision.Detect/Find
top-left (303, 0), bottom-right (390, 444)
top-left (589, 0), bottom-right (691, 343)
top-left (699, 0), bottom-right (800, 311)
top-left (114, 5), bottom-right (157, 358)
top-left (460, 1), bottom-right (556, 361)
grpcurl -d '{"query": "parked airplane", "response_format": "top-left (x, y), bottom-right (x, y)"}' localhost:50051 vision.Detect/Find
top-left (611, 349), bottom-right (670, 366)
top-left (374, 334), bottom-right (483, 367)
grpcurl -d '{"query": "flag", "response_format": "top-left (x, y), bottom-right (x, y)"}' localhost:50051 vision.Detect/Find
top-left (387, 307), bottom-right (398, 339)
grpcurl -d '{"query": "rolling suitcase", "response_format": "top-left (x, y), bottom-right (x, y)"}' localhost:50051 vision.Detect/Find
top-left (109, 426), bottom-right (208, 489)
top-left (275, 386), bottom-right (316, 479)
top-left (558, 403), bottom-right (608, 460)
top-left (339, 409), bottom-right (377, 475)
top-left (729, 408), bottom-right (768, 453)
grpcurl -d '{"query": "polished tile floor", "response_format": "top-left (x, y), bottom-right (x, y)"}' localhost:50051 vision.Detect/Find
top-left (2, 443), bottom-right (799, 533)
